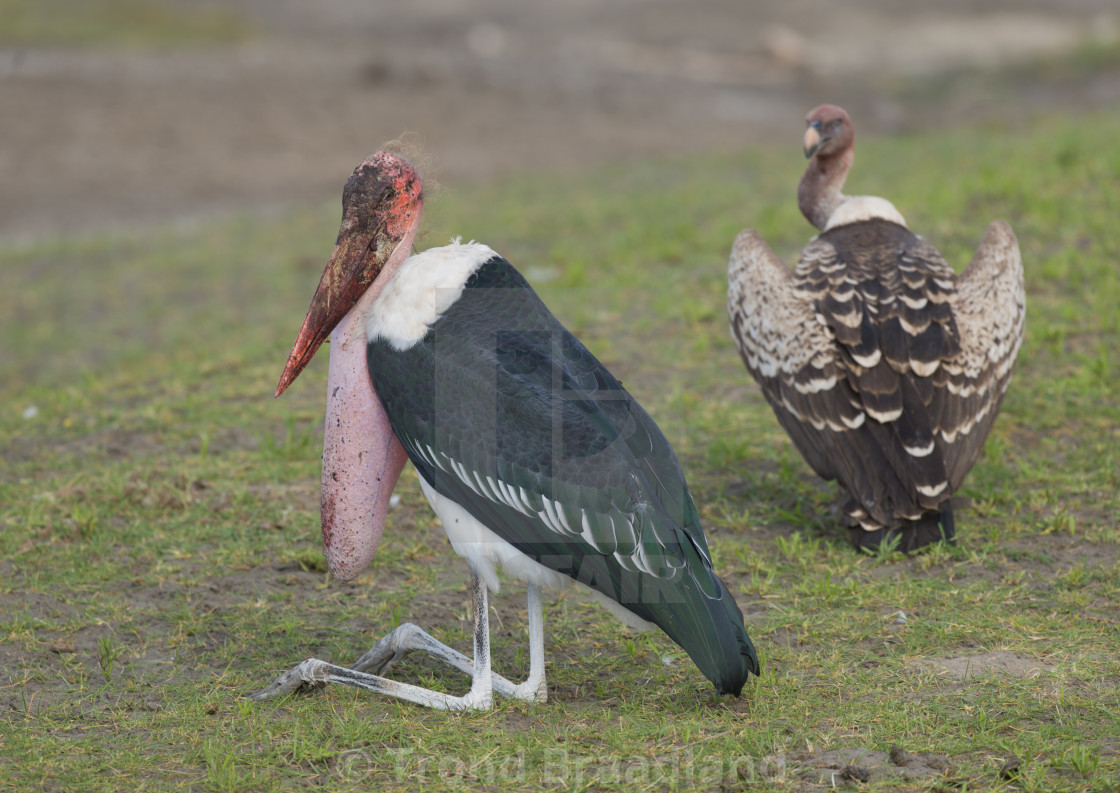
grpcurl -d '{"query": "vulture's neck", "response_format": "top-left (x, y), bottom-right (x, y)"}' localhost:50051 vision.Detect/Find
top-left (798, 147), bottom-right (854, 231)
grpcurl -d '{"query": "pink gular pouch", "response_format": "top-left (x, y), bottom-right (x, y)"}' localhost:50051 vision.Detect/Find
top-left (274, 151), bottom-right (423, 581)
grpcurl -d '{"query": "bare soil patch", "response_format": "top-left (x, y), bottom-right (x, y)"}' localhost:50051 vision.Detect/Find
top-left (793, 745), bottom-right (954, 788)
top-left (915, 651), bottom-right (1053, 681)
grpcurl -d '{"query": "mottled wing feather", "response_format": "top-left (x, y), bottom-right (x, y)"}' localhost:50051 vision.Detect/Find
top-left (728, 230), bottom-right (849, 479)
top-left (806, 229), bottom-right (959, 521)
top-left (934, 221), bottom-right (1025, 488)
top-left (731, 218), bottom-right (1024, 532)
top-left (730, 222), bottom-right (970, 529)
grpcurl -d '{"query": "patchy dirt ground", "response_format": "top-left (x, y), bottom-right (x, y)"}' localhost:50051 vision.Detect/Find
top-left (793, 745), bottom-right (954, 787)
top-left (3, 0), bottom-right (1119, 242)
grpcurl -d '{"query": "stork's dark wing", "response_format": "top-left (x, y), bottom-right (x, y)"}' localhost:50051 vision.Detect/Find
top-left (933, 221), bottom-right (1025, 489)
top-left (369, 256), bottom-right (758, 691)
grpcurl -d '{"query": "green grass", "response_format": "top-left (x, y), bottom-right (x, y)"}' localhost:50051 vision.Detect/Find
top-left (2, 111), bottom-right (1119, 792)
top-left (0, 0), bottom-right (250, 49)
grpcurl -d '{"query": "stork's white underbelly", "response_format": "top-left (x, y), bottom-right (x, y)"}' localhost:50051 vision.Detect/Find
top-left (417, 474), bottom-right (654, 631)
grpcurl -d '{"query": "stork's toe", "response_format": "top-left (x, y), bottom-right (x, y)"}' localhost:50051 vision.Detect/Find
top-left (249, 659), bottom-right (329, 700)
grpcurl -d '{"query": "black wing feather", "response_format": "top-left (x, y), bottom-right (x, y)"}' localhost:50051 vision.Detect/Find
top-left (369, 255), bottom-right (759, 690)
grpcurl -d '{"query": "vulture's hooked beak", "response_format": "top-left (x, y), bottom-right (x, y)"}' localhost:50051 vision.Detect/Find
top-left (803, 121), bottom-right (825, 159)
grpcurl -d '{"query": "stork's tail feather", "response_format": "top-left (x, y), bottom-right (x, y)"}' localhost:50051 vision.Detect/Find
top-left (847, 503), bottom-right (956, 554)
top-left (637, 567), bottom-right (760, 697)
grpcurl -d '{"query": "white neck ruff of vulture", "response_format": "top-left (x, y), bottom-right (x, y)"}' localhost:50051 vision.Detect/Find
top-left (823, 196), bottom-right (908, 232)
top-left (364, 239), bottom-right (497, 351)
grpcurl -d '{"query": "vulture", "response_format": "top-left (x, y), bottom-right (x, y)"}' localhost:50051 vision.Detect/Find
top-left (727, 105), bottom-right (1025, 552)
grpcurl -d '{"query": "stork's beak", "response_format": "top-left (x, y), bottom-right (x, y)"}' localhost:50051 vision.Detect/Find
top-left (803, 123), bottom-right (824, 159)
top-left (275, 153), bottom-right (423, 397)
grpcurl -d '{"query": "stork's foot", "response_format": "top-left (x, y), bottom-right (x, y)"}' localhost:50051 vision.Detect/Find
top-left (249, 658), bottom-right (329, 701)
top-left (248, 655), bottom-right (493, 710)
top-left (350, 621), bottom-right (547, 703)
top-left (248, 573), bottom-right (552, 711)
top-left (250, 578), bottom-right (548, 710)
top-left (350, 622), bottom-right (427, 677)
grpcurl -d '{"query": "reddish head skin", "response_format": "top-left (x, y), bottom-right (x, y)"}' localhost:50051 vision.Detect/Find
top-left (797, 104), bottom-right (855, 231)
top-left (276, 152), bottom-right (424, 580)
top-left (277, 152), bottom-right (424, 398)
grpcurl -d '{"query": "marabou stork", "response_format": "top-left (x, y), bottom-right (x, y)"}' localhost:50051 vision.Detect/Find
top-left (727, 105), bottom-right (1025, 553)
top-left (251, 152), bottom-right (759, 710)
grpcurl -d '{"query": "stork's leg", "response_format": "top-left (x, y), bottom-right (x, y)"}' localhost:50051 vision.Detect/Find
top-left (512, 581), bottom-right (547, 701)
top-left (350, 582), bottom-right (548, 703)
top-left (249, 573), bottom-right (493, 711)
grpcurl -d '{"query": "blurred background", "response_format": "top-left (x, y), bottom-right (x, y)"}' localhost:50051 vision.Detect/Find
top-left (2, 0), bottom-right (1118, 244)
